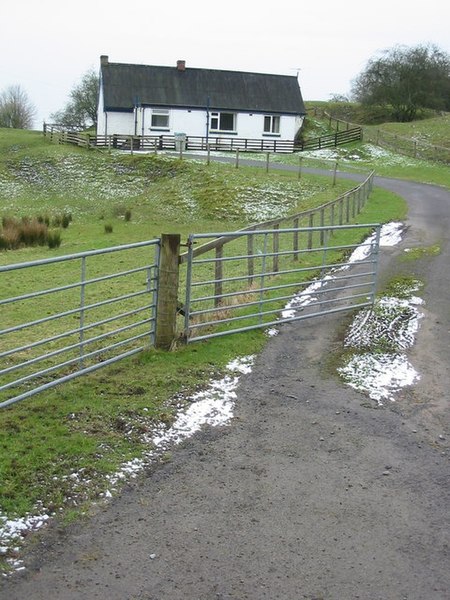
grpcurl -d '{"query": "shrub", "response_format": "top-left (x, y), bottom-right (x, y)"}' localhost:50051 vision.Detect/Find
top-left (124, 209), bottom-right (132, 222)
top-left (19, 220), bottom-right (47, 246)
top-left (61, 213), bottom-right (71, 228)
top-left (47, 230), bottom-right (62, 249)
top-left (0, 227), bottom-right (20, 249)
top-left (0, 215), bottom-right (63, 251)
top-left (104, 223), bottom-right (113, 234)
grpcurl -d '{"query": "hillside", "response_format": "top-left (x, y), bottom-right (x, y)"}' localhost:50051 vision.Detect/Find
top-left (304, 100), bottom-right (450, 146)
top-left (0, 128), bottom-right (360, 260)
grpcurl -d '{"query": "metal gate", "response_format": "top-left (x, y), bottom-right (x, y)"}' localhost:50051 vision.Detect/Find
top-left (0, 239), bottom-right (160, 408)
top-left (182, 224), bottom-right (381, 342)
top-left (1, 224), bottom-right (381, 407)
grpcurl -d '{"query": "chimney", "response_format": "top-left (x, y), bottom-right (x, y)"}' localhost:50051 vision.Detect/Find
top-left (177, 60), bottom-right (186, 71)
top-left (100, 55), bottom-right (109, 66)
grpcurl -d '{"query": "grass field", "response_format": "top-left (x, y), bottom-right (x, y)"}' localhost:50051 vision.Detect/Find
top-left (0, 120), bottom-right (447, 571)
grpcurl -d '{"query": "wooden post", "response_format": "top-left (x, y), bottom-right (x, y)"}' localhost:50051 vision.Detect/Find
top-left (155, 234), bottom-right (180, 350)
top-left (266, 152), bottom-right (270, 173)
top-left (235, 148), bottom-right (239, 168)
top-left (332, 161), bottom-right (338, 186)
top-left (298, 156), bottom-right (302, 179)
top-left (207, 143), bottom-right (211, 165)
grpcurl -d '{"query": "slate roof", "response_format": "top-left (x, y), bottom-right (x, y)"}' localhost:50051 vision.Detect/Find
top-left (100, 61), bottom-right (306, 115)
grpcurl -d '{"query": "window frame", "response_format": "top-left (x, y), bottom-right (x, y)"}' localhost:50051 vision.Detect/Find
top-left (263, 115), bottom-right (281, 136)
top-left (209, 111), bottom-right (237, 133)
top-left (150, 108), bottom-right (170, 130)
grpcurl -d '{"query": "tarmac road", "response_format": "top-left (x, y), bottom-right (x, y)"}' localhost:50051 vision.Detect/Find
top-left (1, 170), bottom-right (449, 600)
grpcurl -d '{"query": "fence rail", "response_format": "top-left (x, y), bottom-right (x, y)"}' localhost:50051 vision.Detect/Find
top-left (43, 125), bottom-right (362, 155)
top-left (43, 126), bottom-right (296, 154)
top-left (180, 171), bottom-right (374, 264)
top-left (0, 240), bottom-right (160, 408)
top-left (309, 107), bottom-right (450, 164)
top-left (296, 127), bottom-right (362, 151)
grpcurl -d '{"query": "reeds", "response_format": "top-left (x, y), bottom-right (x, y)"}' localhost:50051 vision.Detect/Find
top-left (0, 216), bottom-right (62, 250)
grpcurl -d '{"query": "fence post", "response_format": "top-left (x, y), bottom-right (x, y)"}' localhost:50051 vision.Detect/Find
top-left (155, 234), bottom-right (181, 350)
top-left (235, 148), bottom-right (239, 168)
top-left (332, 161), bottom-right (338, 186)
top-left (298, 156), bottom-right (302, 179)
top-left (266, 152), bottom-right (270, 173)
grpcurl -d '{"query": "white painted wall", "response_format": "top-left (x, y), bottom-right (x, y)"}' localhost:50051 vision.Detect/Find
top-left (97, 104), bottom-right (304, 141)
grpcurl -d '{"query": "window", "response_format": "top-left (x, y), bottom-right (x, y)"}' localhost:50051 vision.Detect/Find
top-left (151, 109), bottom-right (169, 129)
top-left (263, 115), bottom-right (280, 134)
top-left (210, 111), bottom-right (236, 132)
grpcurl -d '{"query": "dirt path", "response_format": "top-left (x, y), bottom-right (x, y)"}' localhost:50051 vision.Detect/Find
top-left (2, 176), bottom-right (449, 600)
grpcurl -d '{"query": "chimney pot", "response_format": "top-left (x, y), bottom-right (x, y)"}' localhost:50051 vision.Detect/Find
top-left (177, 60), bottom-right (186, 71)
top-left (100, 55), bottom-right (109, 66)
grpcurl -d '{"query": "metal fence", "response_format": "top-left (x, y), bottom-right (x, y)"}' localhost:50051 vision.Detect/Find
top-left (0, 240), bottom-right (160, 408)
top-left (182, 224), bottom-right (381, 342)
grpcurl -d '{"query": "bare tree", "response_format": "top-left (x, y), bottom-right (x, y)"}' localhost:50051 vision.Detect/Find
top-left (0, 85), bottom-right (36, 129)
top-left (51, 69), bottom-right (99, 130)
top-left (352, 44), bottom-right (450, 122)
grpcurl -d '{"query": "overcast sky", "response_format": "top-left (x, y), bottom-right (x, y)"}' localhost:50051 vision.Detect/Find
top-left (1, 0), bottom-right (449, 129)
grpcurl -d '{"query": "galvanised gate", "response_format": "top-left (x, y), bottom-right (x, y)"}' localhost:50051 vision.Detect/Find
top-left (0, 223), bottom-right (381, 408)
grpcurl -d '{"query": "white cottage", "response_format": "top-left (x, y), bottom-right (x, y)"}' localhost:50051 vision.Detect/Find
top-left (97, 56), bottom-right (306, 147)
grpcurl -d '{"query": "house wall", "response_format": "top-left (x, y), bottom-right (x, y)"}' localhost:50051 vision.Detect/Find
top-left (97, 105), bottom-right (304, 141)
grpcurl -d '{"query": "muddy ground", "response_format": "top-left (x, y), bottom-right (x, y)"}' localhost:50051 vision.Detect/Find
top-left (1, 177), bottom-right (449, 600)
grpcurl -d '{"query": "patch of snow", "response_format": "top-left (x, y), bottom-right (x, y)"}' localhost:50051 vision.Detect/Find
top-left (338, 353), bottom-right (420, 405)
top-left (0, 513), bottom-right (50, 573)
top-left (344, 297), bottom-right (423, 351)
top-left (265, 327), bottom-right (279, 337)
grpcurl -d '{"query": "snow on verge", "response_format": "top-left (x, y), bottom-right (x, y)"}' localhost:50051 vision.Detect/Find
top-left (0, 355), bottom-right (254, 573)
top-left (338, 287), bottom-right (423, 405)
